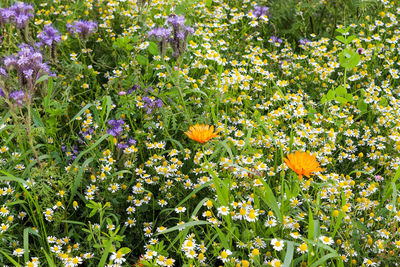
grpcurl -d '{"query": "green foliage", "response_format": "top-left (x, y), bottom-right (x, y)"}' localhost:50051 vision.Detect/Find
top-left (268, 0), bottom-right (382, 42)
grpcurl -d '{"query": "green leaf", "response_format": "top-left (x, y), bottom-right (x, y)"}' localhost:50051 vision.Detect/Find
top-left (335, 85), bottom-right (347, 96)
top-left (148, 42), bottom-right (159, 55)
top-left (345, 93), bottom-right (354, 102)
top-left (347, 35), bottom-right (356, 43)
top-left (335, 27), bottom-right (350, 34)
top-left (335, 35), bottom-right (346, 44)
top-left (326, 89), bottom-right (335, 100)
top-left (339, 48), bottom-right (360, 70)
top-left (35, 75), bottom-right (49, 85)
top-left (379, 97), bottom-right (388, 107)
top-left (206, 0), bottom-right (212, 7)
top-left (357, 98), bottom-right (368, 112)
top-left (335, 28), bottom-right (345, 34)
top-left (308, 107), bottom-right (317, 119)
top-left (335, 96), bottom-right (348, 104)
top-left (118, 247), bottom-right (131, 255)
top-left (136, 55), bottom-right (148, 66)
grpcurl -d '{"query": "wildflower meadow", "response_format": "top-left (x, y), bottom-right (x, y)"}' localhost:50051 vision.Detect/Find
top-left (1, 0), bottom-right (400, 266)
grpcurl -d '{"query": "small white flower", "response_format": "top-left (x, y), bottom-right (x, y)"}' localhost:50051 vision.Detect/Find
top-left (319, 235), bottom-right (334, 245)
top-left (217, 206), bottom-right (230, 216)
top-left (175, 206), bottom-right (186, 213)
top-left (271, 238), bottom-right (285, 251)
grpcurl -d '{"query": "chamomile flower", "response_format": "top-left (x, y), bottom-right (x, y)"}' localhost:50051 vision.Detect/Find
top-left (270, 238), bottom-right (285, 251)
top-left (319, 236), bottom-right (334, 245)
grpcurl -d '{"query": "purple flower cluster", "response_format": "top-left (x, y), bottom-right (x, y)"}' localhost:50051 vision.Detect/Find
top-left (299, 38), bottom-right (311, 45)
top-left (9, 90), bottom-right (26, 105)
top-left (148, 27), bottom-right (171, 57)
top-left (67, 20), bottom-right (97, 40)
top-left (62, 145), bottom-right (79, 161)
top-left (251, 6), bottom-right (269, 18)
top-left (0, 2), bottom-right (34, 29)
top-left (0, 85), bottom-right (26, 105)
top-left (107, 119), bottom-right (125, 137)
top-left (37, 24), bottom-right (61, 47)
top-left (167, 15), bottom-right (194, 58)
top-left (117, 138), bottom-right (136, 150)
top-left (3, 44), bottom-right (50, 90)
top-left (270, 36), bottom-right (283, 44)
top-left (148, 27), bottom-right (171, 39)
top-left (142, 96), bottom-right (163, 114)
top-left (148, 14), bottom-right (194, 58)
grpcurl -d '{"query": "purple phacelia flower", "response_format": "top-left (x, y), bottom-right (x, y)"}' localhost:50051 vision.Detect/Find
top-left (3, 44), bottom-right (49, 90)
top-left (128, 139), bottom-right (136, 145)
top-left (37, 24), bottom-right (61, 47)
top-left (270, 36), bottom-right (282, 43)
top-left (148, 27), bottom-right (171, 39)
top-left (0, 67), bottom-right (7, 77)
top-left (167, 14), bottom-right (194, 58)
top-left (67, 20), bottom-right (97, 40)
top-left (117, 142), bottom-right (128, 150)
top-left (299, 38), bottom-right (311, 45)
top-left (142, 96), bottom-right (163, 114)
top-left (149, 14), bottom-right (193, 58)
top-left (0, 86), bottom-right (4, 98)
top-left (8, 2), bottom-right (34, 29)
top-left (0, 8), bottom-right (14, 26)
top-left (251, 6), bottom-right (269, 18)
top-left (127, 84), bottom-right (140, 94)
top-left (166, 15), bottom-right (186, 28)
top-left (9, 90), bottom-right (26, 105)
top-left (107, 119), bottom-right (124, 137)
top-left (148, 27), bottom-right (171, 57)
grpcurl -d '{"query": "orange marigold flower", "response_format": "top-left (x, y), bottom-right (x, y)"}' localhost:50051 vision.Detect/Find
top-left (283, 151), bottom-right (323, 180)
top-left (184, 124), bottom-right (219, 143)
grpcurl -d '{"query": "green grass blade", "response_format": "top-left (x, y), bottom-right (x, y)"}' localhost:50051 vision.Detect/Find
top-left (283, 241), bottom-right (294, 267)
top-left (68, 157), bottom-right (94, 207)
top-left (69, 103), bottom-right (94, 123)
top-left (43, 249), bottom-right (56, 266)
top-left (175, 181), bottom-right (212, 208)
top-left (0, 250), bottom-right (21, 267)
top-left (258, 179), bottom-right (283, 223)
top-left (98, 238), bottom-right (113, 267)
top-left (309, 252), bottom-right (338, 267)
top-left (73, 134), bottom-right (110, 164)
top-left (23, 228), bottom-right (30, 262)
top-left (155, 220), bottom-right (210, 236)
